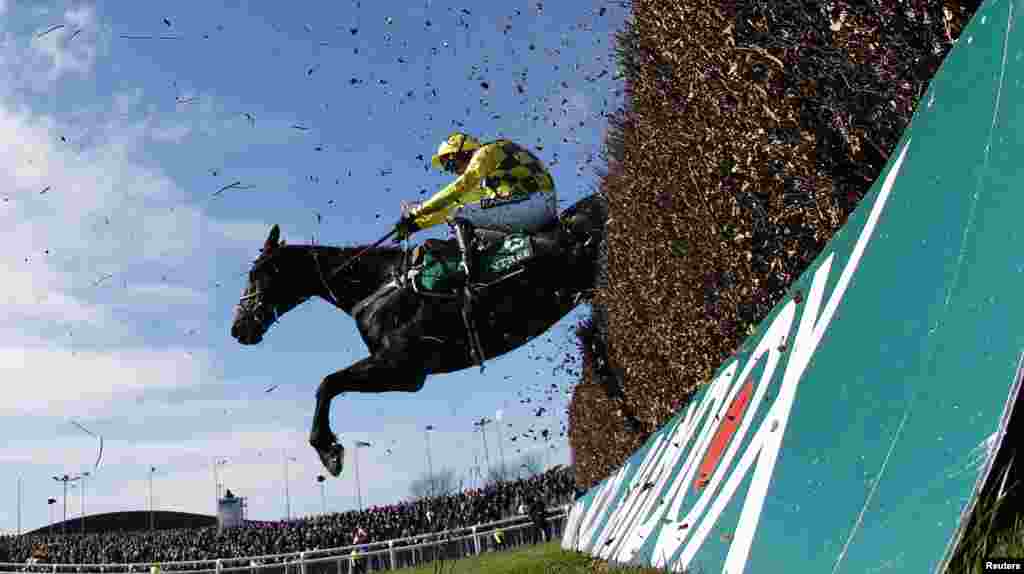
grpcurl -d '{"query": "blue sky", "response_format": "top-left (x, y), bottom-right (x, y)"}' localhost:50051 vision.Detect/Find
top-left (0, 1), bottom-right (626, 533)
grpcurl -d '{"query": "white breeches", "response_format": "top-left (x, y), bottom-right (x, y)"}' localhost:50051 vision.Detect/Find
top-left (452, 189), bottom-right (558, 234)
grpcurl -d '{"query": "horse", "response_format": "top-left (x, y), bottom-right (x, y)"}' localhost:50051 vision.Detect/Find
top-left (230, 193), bottom-right (608, 477)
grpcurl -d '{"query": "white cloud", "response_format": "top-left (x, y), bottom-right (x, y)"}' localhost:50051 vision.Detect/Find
top-left (122, 283), bottom-right (206, 305)
top-left (112, 87), bottom-right (144, 115)
top-left (0, 4), bottom-right (103, 91)
top-left (149, 122), bottom-right (193, 143)
top-left (0, 343), bottom-right (214, 416)
top-left (0, 88), bottom-right (275, 336)
top-left (2, 260), bottom-right (103, 323)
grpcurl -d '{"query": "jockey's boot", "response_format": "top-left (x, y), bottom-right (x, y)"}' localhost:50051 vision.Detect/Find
top-left (451, 217), bottom-right (477, 291)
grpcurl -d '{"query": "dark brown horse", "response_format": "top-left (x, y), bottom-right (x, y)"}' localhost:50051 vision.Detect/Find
top-left (230, 194), bottom-right (607, 477)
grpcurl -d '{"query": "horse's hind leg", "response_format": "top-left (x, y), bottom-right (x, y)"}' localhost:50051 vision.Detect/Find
top-left (308, 351), bottom-right (427, 476)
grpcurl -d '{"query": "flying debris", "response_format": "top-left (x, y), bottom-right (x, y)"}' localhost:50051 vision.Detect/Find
top-left (292, 124), bottom-right (310, 130)
top-left (71, 420), bottom-right (104, 470)
top-left (265, 384), bottom-right (279, 393)
top-left (40, 186), bottom-right (50, 195)
top-left (91, 273), bottom-right (113, 287)
top-left (36, 24), bottom-right (65, 39)
top-left (163, 18), bottom-right (172, 27)
top-left (212, 181), bottom-right (249, 197)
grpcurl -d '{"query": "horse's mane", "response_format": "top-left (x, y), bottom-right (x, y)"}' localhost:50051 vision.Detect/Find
top-left (254, 242), bottom-right (404, 267)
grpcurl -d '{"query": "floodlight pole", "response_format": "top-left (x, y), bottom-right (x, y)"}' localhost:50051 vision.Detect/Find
top-left (495, 422), bottom-right (507, 481)
top-left (80, 471), bottom-right (90, 535)
top-left (51, 474), bottom-right (82, 536)
top-left (353, 443), bottom-right (363, 512)
top-left (475, 418), bottom-right (492, 478)
top-left (424, 426), bottom-right (435, 498)
top-left (148, 467), bottom-right (156, 531)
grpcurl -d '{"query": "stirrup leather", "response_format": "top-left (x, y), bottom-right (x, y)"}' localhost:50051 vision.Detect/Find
top-left (452, 219), bottom-right (486, 371)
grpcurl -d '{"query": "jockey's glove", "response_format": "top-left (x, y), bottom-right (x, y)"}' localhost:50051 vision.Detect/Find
top-left (394, 215), bottom-right (420, 241)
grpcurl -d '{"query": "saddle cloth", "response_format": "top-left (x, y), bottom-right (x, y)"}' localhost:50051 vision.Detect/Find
top-left (409, 233), bottom-right (536, 294)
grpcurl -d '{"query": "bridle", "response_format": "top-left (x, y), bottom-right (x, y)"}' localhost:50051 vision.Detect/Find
top-left (238, 242), bottom-right (387, 323)
top-left (236, 255), bottom-right (302, 329)
top-left (236, 288), bottom-right (282, 327)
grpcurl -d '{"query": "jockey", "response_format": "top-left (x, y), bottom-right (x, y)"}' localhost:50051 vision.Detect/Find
top-left (393, 132), bottom-right (561, 291)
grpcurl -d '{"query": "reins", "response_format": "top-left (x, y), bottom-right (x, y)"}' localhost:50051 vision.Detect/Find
top-left (312, 228), bottom-right (398, 307)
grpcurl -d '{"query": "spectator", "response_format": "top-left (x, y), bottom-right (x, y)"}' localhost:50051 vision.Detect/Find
top-left (491, 528), bottom-right (506, 552)
top-left (349, 527), bottom-right (368, 574)
top-left (528, 497), bottom-right (550, 544)
top-left (0, 466), bottom-right (576, 566)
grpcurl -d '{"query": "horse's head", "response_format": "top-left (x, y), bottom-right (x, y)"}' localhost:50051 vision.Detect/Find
top-left (231, 224), bottom-right (309, 345)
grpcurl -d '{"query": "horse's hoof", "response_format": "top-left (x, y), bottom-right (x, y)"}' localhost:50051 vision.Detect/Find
top-left (314, 442), bottom-right (345, 477)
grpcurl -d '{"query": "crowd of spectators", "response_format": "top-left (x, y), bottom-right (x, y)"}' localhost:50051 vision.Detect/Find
top-left (0, 466), bottom-right (577, 567)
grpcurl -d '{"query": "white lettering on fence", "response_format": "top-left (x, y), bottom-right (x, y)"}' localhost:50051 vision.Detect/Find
top-left (565, 139), bottom-right (910, 573)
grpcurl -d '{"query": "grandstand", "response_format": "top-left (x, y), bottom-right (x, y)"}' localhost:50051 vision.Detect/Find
top-left (0, 467), bottom-right (575, 572)
top-left (22, 511), bottom-right (216, 537)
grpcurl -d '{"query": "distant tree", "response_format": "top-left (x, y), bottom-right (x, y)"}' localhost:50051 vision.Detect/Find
top-left (408, 467), bottom-right (459, 500)
top-left (485, 462), bottom-right (513, 485)
top-left (520, 451), bottom-right (545, 477)
top-left (409, 475), bottom-right (431, 499)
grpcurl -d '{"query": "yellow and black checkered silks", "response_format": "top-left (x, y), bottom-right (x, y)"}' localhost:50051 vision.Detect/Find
top-left (411, 139), bottom-right (555, 231)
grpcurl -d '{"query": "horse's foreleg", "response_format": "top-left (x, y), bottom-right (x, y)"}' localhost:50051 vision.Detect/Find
top-left (308, 350), bottom-right (428, 476)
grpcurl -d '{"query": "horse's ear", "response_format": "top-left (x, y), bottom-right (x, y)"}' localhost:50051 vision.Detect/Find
top-left (264, 224), bottom-right (281, 251)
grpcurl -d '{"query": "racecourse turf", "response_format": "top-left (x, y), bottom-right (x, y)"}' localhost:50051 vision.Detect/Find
top-left (391, 540), bottom-right (674, 574)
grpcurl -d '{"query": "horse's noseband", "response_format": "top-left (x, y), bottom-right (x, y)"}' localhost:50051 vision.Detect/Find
top-left (237, 289), bottom-right (280, 327)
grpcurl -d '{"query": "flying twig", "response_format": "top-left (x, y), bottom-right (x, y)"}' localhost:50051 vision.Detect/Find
top-left (71, 420), bottom-right (104, 470)
top-left (91, 273), bottom-right (113, 287)
top-left (211, 181), bottom-right (254, 198)
top-left (36, 24), bottom-right (65, 39)
top-left (118, 34), bottom-right (181, 40)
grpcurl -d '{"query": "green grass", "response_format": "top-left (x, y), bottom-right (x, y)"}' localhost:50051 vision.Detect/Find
top-left (945, 484), bottom-right (1024, 573)
top-left (389, 541), bottom-right (677, 574)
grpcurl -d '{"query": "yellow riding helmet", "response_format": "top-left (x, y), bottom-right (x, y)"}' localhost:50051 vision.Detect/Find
top-left (430, 132), bottom-right (483, 170)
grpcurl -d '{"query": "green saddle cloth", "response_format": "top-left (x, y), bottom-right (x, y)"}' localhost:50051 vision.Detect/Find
top-left (414, 234), bottom-right (535, 293)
